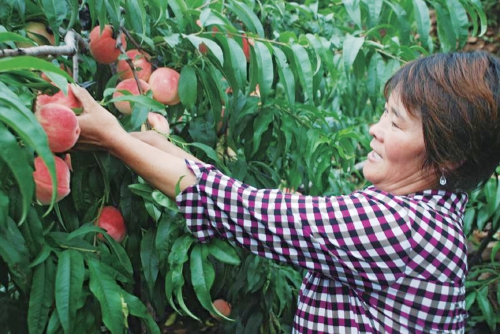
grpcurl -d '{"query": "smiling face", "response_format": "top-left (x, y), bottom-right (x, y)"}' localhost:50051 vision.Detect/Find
top-left (363, 91), bottom-right (438, 195)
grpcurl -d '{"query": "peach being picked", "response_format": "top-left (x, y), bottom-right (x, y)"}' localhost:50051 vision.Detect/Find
top-left (33, 155), bottom-right (71, 205)
top-left (89, 25), bottom-right (127, 64)
top-left (116, 49), bottom-right (152, 82)
top-left (35, 103), bottom-right (81, 153)
top-left (112, 78), bottom-right (150, 115)
top-left (35, 84), bottom-right (83, 112)
top-left (148, 67), bottom-right (181, 105)
top-left (96, 206), bottom-right (127, 242)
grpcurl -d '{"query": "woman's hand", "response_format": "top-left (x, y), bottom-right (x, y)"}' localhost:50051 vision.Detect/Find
top-left (70, 84), bottom-right (127, 151)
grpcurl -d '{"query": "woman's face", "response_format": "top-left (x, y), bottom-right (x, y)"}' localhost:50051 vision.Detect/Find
top-left (363, 92), bottom-right (437, 195)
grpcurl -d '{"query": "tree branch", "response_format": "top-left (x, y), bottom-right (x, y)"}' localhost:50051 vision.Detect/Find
top-left (0, 30), bottom-right (88, 59)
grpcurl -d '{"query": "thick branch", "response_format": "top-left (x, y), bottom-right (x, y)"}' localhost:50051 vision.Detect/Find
top-left (0, 30), bottom-right (88, 59)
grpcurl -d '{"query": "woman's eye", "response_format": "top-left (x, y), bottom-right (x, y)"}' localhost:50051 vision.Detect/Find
top-left (392, 122), bottom-right (399, 129)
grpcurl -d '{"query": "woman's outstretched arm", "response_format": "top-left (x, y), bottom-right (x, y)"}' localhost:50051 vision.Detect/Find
top-left (71, 84), bottom-right (198, 198)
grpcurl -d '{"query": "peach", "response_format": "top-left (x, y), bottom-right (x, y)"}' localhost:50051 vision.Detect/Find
top-left (147, 112), bottom-right (170, 133)
top-left (210, 299), bottom-right (232, 320)
top-left (116, 49), bottom-right (152, 82)
top-left (35, 103), bottom-right (81, 153)
top-left (17, 22), bottom-right (55, 47)
top-left (148, 67), bottom-right (180, 105)
top-left (96, 206), bottom-right (126, 242)
top-left (33, 155), bottom-right (71, 205)
top-left (89, 25), bottom-right (127, 64)
top-left (112, 78), bottom-right (150, 115)
top-left (35, 84), bottom-right (83, 112)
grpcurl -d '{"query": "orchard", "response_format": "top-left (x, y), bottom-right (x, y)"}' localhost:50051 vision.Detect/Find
top-left (0, 0), bottom-right (499, 333)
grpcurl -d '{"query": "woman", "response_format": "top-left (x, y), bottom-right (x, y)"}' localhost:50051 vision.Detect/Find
top-left (71, 50), bottom-right (500, 333)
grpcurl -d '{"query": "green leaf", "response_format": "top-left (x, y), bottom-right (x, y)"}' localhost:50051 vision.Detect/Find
top-left (41, 0), bottom-right (68, 45)
top-left (363, 0), bottom-right (383, 27)
top-left (446, 0), bottom-right (469, 49)
top-left (19, 207), bottom-right (45, 257)
top-left (342, 0), bottom-right (362, 29)
top-left (191, 244), bottom-right (233, 321)
top-left (273, 46), bottom-right (295, 109)
top-left (432, 1), bottom-right (456, 52)
top-left (251, 109), bottom-right (274, 156)
top-left (122, 291), bottom-right (161, 334)
top-left (0, 31), bottom-right (34, 44)
top-left (366, 52), bottom-right (384, 110)
top-left (0, 122), bottom-right (34, 224)
top-left (207, 239), bottom-right (240, 265)
top-left (186, 35), bottom-right (224, 67)
top-left (0, 83), bottom-right (58, 212)
top-left (291, 43), bottom-right (313, 103)
top-left (87, 257), bottom-right (126, 334)
top-left (167, 0), bottom-right (188, 30)
top-left (342, 35), bottom-right (365, 73)
top-left (383, 1), bottom-right (411, 45)
top-left (108, 94), bottom-right (165, 112)
top-left (469, 0), bottom-right (487, 37)
top-left (226, 1), bottom-right (264, 37)
top-left (477, 287), bottom-right (495, 330)
top-left (216, 35), bottom-right (247, 95)
top-left (0, 217), bottom-right (31, 293)
top-left (252, 41), bottom-right (273, 102)
top-left (412, 0), bottom-right (432, 50)
top-left (28, 259), bottom-right (56, 334)
top-left (140, 229), bottom-right (159, 296)
top-left (124, 0), bottom-right (146, 36)
top-left (178, 66), bottom-right (197, 110)
top-left (465, 291), bottom-right (476, 310)
top-left (55, 249), bottom-right (85, 334)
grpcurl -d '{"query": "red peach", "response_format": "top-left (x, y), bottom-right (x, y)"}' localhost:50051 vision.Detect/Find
top-left (116, 49), bottom-right (152, 82)
top-left (35, 84), bottom-right (83, 112)
top-left (89, 25), bottom-right (127, 64)
top-left (148, 67), bottom-right (181, 105)
top-left (210, 299), bottom-right (232, 320)
top-left (33, 155), bottom-right (71, 205)
top-left (112, 78), bottom-right (150, 115)
top-left (96, 206), bottom-right (127, 242)
top-left (35, 103), bottom-right (81, 153)
top-left (147, 112), bottom-right (170, 133)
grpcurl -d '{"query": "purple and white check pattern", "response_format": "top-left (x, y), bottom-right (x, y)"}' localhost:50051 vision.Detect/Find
top-left (176, 160), bottom-right (469, 333)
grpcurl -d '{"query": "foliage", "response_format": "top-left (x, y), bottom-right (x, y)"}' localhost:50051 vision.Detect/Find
top-left (0, 0), bottom-right (496, 333)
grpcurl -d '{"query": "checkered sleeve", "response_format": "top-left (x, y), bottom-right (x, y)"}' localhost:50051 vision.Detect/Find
top-left (176, 160), bottom-right (414, 290)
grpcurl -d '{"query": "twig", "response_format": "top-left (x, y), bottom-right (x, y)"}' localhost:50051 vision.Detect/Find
top-left (115, 27), bottom-right (143, 94)
top-left (120, 27), bottom-right (142, 50)
top-left (0, 30), bottom-right (88, 59)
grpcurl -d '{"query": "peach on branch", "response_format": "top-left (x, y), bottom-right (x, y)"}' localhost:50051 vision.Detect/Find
top-left (35, 103), bottom-right (81, 153)
top-left (112, 78), bottom-right (150, 115)
top-left (33, 155), bottom-right (71, 205)
top-left (148, 67), bottom-right (181, 105)
top-left (16, 22), bottom-right (55, 47)
top-left (147, 112), bottom-right (170, 133)
top-left (96, 206), bottom-right (127, 242)
top-left (89, 25), bottom-right (127, 64)
top-left (35, 84), bottom-right (83, 112)
top-left (116, 49), bottom-right (152, 82)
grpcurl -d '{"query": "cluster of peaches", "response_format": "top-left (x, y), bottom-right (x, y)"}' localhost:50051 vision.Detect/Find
top-left (24, 22), bottom-right (177, 242)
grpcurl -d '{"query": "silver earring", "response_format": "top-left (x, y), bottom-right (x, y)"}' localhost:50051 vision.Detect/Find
top-left (439, 174), bottom-right (447, 186)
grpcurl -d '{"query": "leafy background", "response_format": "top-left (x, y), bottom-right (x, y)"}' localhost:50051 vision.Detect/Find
top-left (0, 0), bottom-right (499, 333)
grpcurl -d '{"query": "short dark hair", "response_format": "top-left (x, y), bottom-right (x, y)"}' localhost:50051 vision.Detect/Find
top-left (384, 51), bottom-right (500, 191)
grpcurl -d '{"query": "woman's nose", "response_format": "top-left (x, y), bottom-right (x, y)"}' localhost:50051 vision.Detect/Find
top-left (369, 120), bottom-right (383, 141)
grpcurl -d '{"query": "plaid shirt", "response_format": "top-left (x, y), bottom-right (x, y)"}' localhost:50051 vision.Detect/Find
top-left (177, 160), bottom-right (469, 333)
